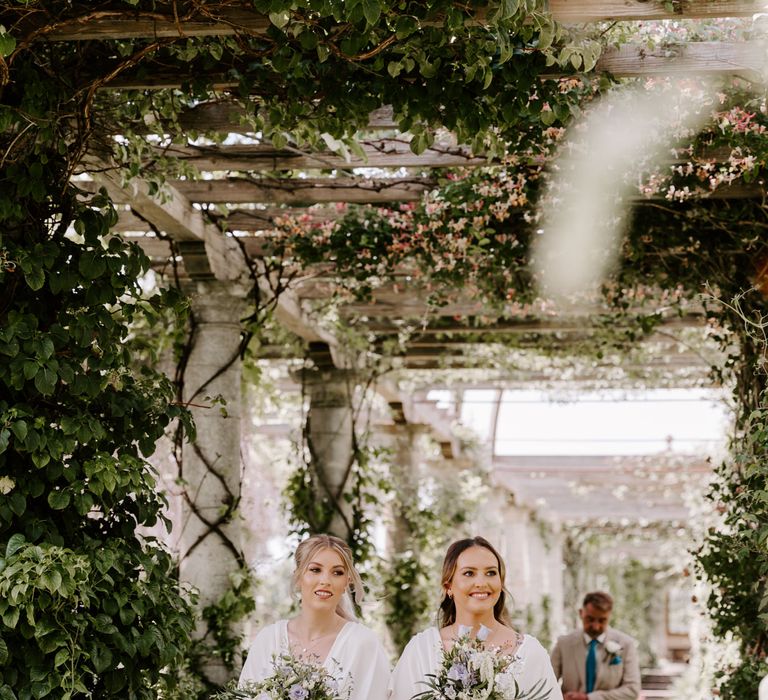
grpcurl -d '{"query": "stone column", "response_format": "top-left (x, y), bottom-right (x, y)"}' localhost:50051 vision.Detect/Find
top-left (178, 281), bottom-right (246, 686)
top-left (297, 346), bottom-right (358, 541)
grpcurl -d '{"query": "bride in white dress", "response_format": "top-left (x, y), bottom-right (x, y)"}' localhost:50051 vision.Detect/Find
top-left (239, 534), bottom-right (390, 700)
top-left (389, 536), bottom-right (562, 700)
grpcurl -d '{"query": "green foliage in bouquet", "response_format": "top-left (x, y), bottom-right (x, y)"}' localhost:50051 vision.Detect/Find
top-left (212, 652), bottom-right (351, 700)
top-left (414, 631), bottom-right (551, 700)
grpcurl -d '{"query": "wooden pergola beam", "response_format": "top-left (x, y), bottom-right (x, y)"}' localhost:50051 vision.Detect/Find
top-left (359, 314), bottom-right (704, 334)
top-left (103, 42), bottom-right (763, 90)
top-left (595, 41), bottom-right (762, 77)
top-left (97, 173), bottom-right (765, 210)
top-left (149, 139), bottom-right (486, 171)
top-left (98, 177), bottom-right (435, 205)
top-left (115, 207), bottom-right (338, 234)
top-left (121, 140), bottom-right (732, 174)
top-left (93, 168), bottom-right (249, 282)
top-left (38, 1), bottom-right (758, 42)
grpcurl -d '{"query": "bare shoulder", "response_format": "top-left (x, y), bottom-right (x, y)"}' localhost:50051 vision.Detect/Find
top-left (492, 626), bottom-right (525, 655)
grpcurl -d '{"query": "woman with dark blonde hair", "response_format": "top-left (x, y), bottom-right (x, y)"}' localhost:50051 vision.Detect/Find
top-left (389, 536), bottom-right (562, 699)
top-left (239, 534), bottom-right (390, 699)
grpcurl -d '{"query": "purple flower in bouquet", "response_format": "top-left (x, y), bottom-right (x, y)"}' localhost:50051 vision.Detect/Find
top-left (447, 663), bottom-right (471, 687)
top-left (289, 685), bottom-right (309, 700)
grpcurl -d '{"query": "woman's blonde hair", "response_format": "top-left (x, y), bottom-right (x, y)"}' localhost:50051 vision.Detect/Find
top-left (292, 534), bottom-right (364, 620)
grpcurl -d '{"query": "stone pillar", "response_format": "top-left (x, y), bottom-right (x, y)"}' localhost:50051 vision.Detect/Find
top-left (178, 281), bottom-right (246, 686)
top-left (297, 345), bottom-right (357, 541)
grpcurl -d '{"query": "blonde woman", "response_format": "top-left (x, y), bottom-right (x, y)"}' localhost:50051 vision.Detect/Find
top-left (389, 536), bottom-right (562, 700)
top-left (239, 534), bottom-right (390, 700)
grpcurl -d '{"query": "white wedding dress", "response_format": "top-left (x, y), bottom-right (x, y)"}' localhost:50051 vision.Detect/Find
top-left (239, 619), bottom-right (391, 700)
top-left (389, 628), bottom-right (563, 700)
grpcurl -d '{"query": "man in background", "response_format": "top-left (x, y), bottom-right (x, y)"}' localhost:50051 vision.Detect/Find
top-left (550, 591), bottom-right (641, 700)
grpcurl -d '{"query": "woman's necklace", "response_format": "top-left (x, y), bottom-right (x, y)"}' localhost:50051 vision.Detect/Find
top-left (289, 621), bottom-right (343, 655)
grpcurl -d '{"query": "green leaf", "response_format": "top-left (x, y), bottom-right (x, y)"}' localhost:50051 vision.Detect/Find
top-left (34, 367), bottom-right (56, 396)
top-left (8, 493), bottom-right (25, 517)
top-left (0, 429), bottom-right (9, 455)
top-left (10, 420), bottom-right (27, 442)
top-left (5, 533), bottom-right (25, 558)
top-left (570, 53), bottom-right (582, 70)
top-left (78, 250), bottom-right (106, 280)
top-left (268, 11), bottom-right (290, 28)
top-left (41, 569), bottom-right (62, 593)
top-left (362, 0), bottom-right (381, 25)
top-left (92, 646), bottom-right (113, 674)
top-left (0, 32), bottom-right (14, 59)
top-left (25, 267), bottom-right (44, 291)
top-left (2, 608), bottom-right (19, 629)
top-left (47, 490), bottom-right (70, 510)
top-left (54, 649), bottom-right (69, 668)
top-left (395, 16), bottom-right (419, 40)
top-left (208, 42), bottom-right (223, 61)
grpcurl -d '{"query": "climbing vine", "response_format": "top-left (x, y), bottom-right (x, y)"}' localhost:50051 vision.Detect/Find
top-left (283, 344), bottom-right (392, 567)
top-left (5, 0), bottom-right (768, 695)
top-left (0, 180), bottom-right (196, 697)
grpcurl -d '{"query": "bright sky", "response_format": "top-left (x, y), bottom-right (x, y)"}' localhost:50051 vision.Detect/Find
top-left (434, 388), bottom-right (732, 456)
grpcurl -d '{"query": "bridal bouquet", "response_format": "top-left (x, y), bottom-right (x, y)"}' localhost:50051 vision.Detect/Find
top-left (413, 627), bottom-right (551, 700)
top-left (213, 652), bottom-right (351, 700)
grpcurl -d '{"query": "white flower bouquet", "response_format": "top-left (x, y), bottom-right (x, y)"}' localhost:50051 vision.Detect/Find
top-left (413, 627), bottom-right (551, 700)
top-left (213, 653), bottom-right (351, 700)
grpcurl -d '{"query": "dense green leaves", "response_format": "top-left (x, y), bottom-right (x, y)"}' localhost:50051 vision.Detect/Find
top-left (0, 28), bottom-right (196, 695)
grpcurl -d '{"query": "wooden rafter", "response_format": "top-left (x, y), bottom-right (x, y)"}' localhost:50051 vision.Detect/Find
top-left (93, 167), bottom-right (250, 283)
top-left (147, 139), bottom-right (486, 171)
top-left (35, 0), bottom-right (758, 42)
top-left (104, 176), bottom-right (763, 219)
top-left (95, 177), bottom-right (435, 205)
top-left (114, 207), bottom-right (338, 234)
top-left (357, 314), bottom-right (705, 334)
top-left (103, 42), bottom-right (763, 89)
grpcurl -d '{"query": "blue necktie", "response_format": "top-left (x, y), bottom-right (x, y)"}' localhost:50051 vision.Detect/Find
top-left (586, 639), bottom-right (598, 693)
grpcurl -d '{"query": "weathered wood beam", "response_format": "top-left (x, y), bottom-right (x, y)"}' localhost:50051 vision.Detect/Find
top-left (104, 42), bottom-right (763, 89)
top-left (550, 0), bottom-right (757, 22)
top-left (38, 1), bottom-right (758, 42)
top-left (33, 8), bottom-right (270, 40)
top-left (93, 169), bottom-right (249, 282)
top-left (153, 139), bottom-right (485, 171)
top-left (360, 314), bottom-right (704, 333)
top-left (115, 206), bottom-right (338, 233)
top-left (95, 172), bottom-right (766, 209)
top-left (100, 177), bottom-right (434, 204)
top-left (126, 103), bottom-right (398, 134)
top-left (595, 41), bottom-right (762, 77)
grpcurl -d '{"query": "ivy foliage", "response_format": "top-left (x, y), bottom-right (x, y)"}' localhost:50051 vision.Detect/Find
top-left (3, 0), bottom-right (593, 164)
top-left (0, 13), bottom-right (198, 698)
top-left (0, 185), bottom-right (197, 696)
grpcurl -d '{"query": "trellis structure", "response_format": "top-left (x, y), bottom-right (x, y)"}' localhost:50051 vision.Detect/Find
top-left (77, 0), bottom-right (751, 677)
top-left (2, 0), bottom-right (763, 694)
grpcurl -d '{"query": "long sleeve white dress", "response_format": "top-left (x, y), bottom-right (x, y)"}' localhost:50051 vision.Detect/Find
top-left (239, 619), bottom-right (391, 700)
top-left (389, 628), bottom-right (563, 700)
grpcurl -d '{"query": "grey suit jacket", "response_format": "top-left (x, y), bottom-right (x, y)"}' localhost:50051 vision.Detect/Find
top-left (550, 628), bottom-right (641, 700)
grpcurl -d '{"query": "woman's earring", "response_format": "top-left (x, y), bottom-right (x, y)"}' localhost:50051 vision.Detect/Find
top-left (447, 591), bottom-right (453, 600)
